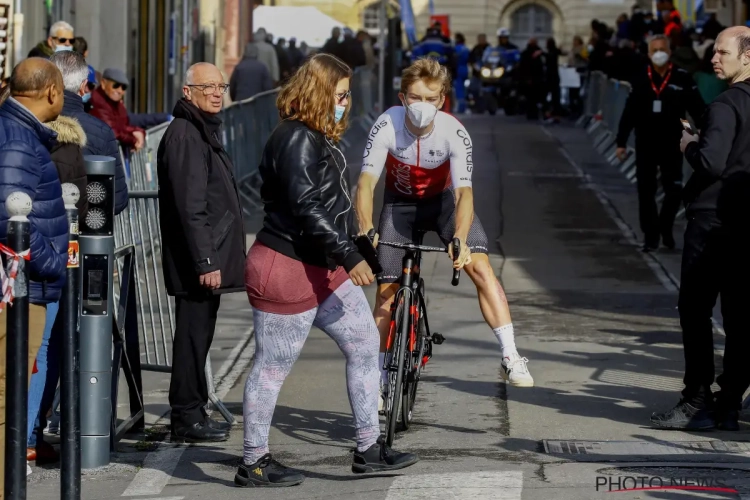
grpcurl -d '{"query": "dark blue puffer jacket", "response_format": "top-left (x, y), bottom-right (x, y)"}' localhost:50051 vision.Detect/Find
top-left (0, 98), bottom-right (68, 305)
top-left (62, 91), bottom-right (128, 214)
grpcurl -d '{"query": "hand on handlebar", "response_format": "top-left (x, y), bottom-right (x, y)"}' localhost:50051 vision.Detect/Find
top-left (365, 228), bottom-right (379, 248)
top-left (448, 237), bottom-right (472, 269)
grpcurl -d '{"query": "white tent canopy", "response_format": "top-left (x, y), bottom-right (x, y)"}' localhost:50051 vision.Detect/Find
top-left (252, 6), bottom-right (345, 49)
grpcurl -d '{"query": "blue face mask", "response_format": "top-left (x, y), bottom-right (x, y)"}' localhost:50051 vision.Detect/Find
top-left (334, 104), bottom-right (346, 123)
top-left (55, 45), bottom-right (73, 52)
top-left (82, 92), bottom-right (91, 103)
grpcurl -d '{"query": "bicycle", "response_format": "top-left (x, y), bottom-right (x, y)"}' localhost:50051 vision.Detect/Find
top-left (373, 232), bottom-right (461, 446)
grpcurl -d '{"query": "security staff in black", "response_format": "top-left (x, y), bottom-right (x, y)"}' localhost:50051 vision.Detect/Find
top-left (616, 34), bottom-right (705, 251)
top-left (651, 26), bottom-right (750, 432)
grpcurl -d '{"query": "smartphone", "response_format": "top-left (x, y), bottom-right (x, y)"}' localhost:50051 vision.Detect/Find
top-left (681, 119), bottom-right (695, 135)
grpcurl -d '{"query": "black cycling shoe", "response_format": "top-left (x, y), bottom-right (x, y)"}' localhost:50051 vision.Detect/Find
top-left (650, 399), bottom-right (715, 430)
top-left (352, 435), bottom-right (419, 473)
top-left (716, 409), bottom-right (740, 431)
top-left (234, 454), bottom-right (305, 487)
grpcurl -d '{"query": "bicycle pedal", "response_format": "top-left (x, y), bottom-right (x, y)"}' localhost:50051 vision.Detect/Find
top-left (432, 332), bottom-right (445, 345)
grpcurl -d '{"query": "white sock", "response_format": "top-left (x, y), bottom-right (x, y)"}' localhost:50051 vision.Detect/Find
top-left (493, 324), bottom-right (517, 358)
top-left (378, 353), bottom-right (388, 386)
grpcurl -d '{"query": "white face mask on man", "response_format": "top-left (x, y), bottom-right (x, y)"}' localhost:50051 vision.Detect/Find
top-left (651, 50), bottom-right (670, 67)
top-left (403, 100), bottom-right (439, 129)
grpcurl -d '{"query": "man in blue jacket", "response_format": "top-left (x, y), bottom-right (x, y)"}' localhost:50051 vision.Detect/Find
top-left (50, 51), bottom-right (128, 213)
top-left (453, 33), bottom-right (471, 113)
top-left (0, 57), bottom-right (69, 486)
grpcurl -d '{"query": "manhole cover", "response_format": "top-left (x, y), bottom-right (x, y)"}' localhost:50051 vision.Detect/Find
top-left (544, 440), bottom-right (750, 456)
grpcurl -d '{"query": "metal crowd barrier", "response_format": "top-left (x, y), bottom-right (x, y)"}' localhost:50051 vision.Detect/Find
top-left (578, 70), bottom-right (695, 218)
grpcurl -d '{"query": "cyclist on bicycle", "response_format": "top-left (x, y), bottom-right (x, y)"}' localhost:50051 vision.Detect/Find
top-left (355, 58), bottom-right (534, 404)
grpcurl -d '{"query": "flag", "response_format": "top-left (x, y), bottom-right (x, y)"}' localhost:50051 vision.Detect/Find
top-left (428, 0), bottom-right (435, 15)
top-left (399, 0), bottom-right (418, 45)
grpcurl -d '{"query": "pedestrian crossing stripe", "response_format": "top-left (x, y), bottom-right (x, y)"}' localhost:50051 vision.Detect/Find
top-left (385, 471), bottom-right (523, 499)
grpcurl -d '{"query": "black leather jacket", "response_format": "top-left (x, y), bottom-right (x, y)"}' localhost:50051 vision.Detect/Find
top-left (256, 120), bottom-right (364, 272)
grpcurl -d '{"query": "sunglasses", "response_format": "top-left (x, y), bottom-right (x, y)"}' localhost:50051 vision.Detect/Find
top-left (112, 82), bottom-right (128, 91)
top-left (54, 37), bottom-right (74, 44)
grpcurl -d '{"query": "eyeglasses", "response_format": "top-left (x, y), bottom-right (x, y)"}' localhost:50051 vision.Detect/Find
top-left (112, 82), bottom-right (128, 91)
top-left (188, 84), bottom-right (230, 95)
top-left (54, 37), bottom-right (73, 44)
top-left (335, 90), bottom-right (351, 103)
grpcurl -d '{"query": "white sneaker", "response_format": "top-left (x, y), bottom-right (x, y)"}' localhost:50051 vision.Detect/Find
top-left (501, 352), bottom-right (534, 387)
top-left (27, 464), bottom-right (31, 476)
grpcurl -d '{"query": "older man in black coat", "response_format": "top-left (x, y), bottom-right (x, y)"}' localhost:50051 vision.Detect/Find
top-left (157, 62), bottom-right (246, 442)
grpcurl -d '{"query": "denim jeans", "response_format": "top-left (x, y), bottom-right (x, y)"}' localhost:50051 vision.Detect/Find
top-left (27, 301), bottom-right (60, 447)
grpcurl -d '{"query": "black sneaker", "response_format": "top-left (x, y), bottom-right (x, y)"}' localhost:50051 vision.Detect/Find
top-left (716, 409), bottom-right (740, 431)
top-left (650, 399), bottom-right (715, 430)
top-left (352, 436), bottom-right (419, 473)
top-left (234, 454), bottom-right (304, 487)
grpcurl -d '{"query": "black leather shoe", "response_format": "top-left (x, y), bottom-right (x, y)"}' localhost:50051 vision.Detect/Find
top-left (716, 409), bottom-right (740, 431)
top-left (206, 417), bottom-right (232, 432)
top-left (171, 422), bottom-right (228, 443)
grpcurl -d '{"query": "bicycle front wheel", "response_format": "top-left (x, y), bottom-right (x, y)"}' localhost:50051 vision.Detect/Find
top-left (402, 288), bottom-right (427, 429)
top-left (385, 296), bottom-right (409, 447)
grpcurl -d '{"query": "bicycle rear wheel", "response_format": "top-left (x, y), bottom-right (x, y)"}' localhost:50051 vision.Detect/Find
top-left (385, 296), bottom-right (409, 447)
top-left (401, 287), bottom-right (427, 429)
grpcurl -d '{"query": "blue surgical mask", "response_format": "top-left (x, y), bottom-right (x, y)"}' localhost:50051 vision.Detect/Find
top-left (334, 104), bottom-right (346, 123)
top-left (81, 92), bottom-right (91, 103)
top-left (55, 45), bottom-right (73, 52)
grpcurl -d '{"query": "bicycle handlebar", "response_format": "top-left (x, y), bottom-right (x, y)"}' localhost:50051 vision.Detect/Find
top-left (373, 235), bottom-right (462, 287)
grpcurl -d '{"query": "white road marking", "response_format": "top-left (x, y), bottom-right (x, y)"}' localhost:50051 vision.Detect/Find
top-left (385, 471), bottom-right (523, 499)
top-left (121, 327), bottom-right (255, 497)
top-left (130, 497), bottom-right (184, 500)
top-left (121, 447), bottom-right (185, 497)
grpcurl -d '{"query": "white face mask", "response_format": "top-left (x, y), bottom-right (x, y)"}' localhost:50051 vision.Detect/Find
top-left (55, 45), bottom-right (73, 52)
top-left (651, 50), bottom-right (670, 67)
top-left (403, 100), bottom-right (438, 129)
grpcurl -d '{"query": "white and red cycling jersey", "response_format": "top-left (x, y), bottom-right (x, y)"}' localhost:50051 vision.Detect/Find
top-left (361, 107), bottom-right (474, 199)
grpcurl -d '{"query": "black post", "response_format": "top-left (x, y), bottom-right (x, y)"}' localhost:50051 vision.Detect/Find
top-left (5, 191), bottom-right (31, 500)
top-left (61, 184), bottom-right (81, 500)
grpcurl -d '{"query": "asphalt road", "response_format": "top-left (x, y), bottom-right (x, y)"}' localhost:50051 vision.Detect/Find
top-left (28, 114), bottom-right (750, 500)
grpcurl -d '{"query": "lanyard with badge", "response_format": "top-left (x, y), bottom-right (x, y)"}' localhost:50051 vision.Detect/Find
top-left (648, 64), bottom-right (671, 113)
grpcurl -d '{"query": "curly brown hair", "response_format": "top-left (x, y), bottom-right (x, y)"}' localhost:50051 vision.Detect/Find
top-left (276, 53), bottom-right (352, 142)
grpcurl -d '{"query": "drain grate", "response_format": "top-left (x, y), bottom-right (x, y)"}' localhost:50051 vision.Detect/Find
top-left (544, 440), bottom-right (750, 456)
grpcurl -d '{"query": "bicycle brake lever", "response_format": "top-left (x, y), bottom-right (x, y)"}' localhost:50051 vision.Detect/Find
top-left (451, 238), bottom-right (460, 286)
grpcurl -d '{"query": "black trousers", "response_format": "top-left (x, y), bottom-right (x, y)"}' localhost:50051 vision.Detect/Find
top-left (635, 148), bottom-right (683, 244)
top-left (169, 294), bottom-right (221, 426)
top-left (678, 212), bottom-right (750, 410)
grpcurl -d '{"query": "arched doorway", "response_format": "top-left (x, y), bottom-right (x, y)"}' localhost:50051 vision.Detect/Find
top-left (510, 4), bottom-right (553, 48)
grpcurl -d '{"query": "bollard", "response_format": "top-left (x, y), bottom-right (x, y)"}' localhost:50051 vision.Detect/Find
top-left (79, 156), bottom-right (116, 469)
top-left (60, 184), bottom-right (81, 499)
top-left (4, 191), bottom-right (32, 500)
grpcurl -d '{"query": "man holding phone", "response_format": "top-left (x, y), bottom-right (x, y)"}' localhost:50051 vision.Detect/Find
top-left (651, 26), bottom-right (750, 431)
top-left (615, 34), bottom-right (706, 251)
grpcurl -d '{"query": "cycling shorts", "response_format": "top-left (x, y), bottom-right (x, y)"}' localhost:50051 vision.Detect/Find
top-left (376, 189), bottom-right (489, 284)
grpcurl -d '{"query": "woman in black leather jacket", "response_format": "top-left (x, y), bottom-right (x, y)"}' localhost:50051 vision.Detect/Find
top-left (236, 54), bottom-right (419, 488)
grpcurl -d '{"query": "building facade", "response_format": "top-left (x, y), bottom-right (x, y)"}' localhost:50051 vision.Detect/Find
top-left (260, 0), bottom-right (743, 49)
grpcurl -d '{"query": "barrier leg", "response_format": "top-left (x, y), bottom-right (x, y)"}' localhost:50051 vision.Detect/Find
top-left (4, 192), bottom-right (32, 500)
top-left (204, 355), bottom-right (234, 424)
